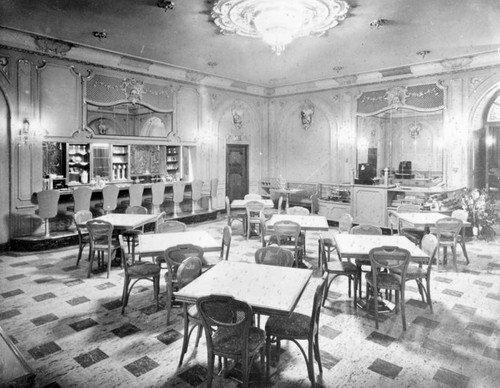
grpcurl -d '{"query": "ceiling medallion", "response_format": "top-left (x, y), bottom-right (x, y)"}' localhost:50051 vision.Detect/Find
top-left (212, 0), bottom-right (350, 55)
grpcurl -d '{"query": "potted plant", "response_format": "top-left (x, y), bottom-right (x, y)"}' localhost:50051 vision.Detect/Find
top-left (460, 188), bottom-right (498, 241)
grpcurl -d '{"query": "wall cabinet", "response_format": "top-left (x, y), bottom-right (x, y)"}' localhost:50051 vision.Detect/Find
top-left (67, 143), bottom-right (90, 185)
top-left (112, 145), bottom-right (130, 181)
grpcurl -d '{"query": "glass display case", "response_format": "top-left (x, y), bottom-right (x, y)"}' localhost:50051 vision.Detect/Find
top-left (318, 183), bottom-right (352, 221)
top-left (67, 143), bottom-right (90, 185)
top-left (112, 145), bottom-right (129, 181)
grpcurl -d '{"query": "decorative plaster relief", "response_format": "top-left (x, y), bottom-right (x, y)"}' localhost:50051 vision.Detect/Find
top-left (384, 86), bottom-right (409, 108)
top-left (231, 99), bottom-right (245, 130)
top-left (300, 100), bottom-right (315, 130)
top-left (331, 94), bottom-right (340, 104)
top-left (210, 93), bottom-right (219, 110)
top-left (185, 70), bottom-right (206, 83)
top-left (265, 88), bottom-right (276, 96)
top-left (71, 127), bottom-right (95, 140)
top-left (120, 78), bottom-right (145, 104)
top-left (34, 37), bottom-right (73, 56)
top-left (441, 57), bottom-right (473, 70)
top-left (0, 56), bottom-right (8, 78)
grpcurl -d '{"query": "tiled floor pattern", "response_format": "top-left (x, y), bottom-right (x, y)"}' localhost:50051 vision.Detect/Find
top-left (1, 215), bottom-right (500, 387)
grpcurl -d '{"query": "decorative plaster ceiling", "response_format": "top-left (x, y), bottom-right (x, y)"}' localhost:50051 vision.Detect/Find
top-left (1, 0), bottom-right (499, 88)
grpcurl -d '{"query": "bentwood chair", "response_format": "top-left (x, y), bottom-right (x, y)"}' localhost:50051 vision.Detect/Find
top-left (366, 246), bottom-right (411, 331)
top-left (161, 244), bottom-right (204, 325)
top-left (451, 209), bottom-right (470, 264)
top-left (267, 220), bottom-right (303, 266)
top-left (197, 295), bottom-right (266, 388)
top-left (118, 234), bottom-right (160, 314)
top-left (73, 210), bottom-right (93, 266)
top-left (226, 196), bottom-right (246, 234)
top-left (265, 274), bottom-right (327, 386)
top-left (319, 236), bottom-right (358, 308)
top-left (177, 257), bottom-right (204, 367)
top-left (397, 204), bottom-right (425, 245)
top-left (434, 217), bottom-right (464, 271)
top-left (220, 225), bottom-right (232, 261)
top-left (318, 212), bottom-right (353, 268)
top-left (392, 234), bottom-right (437, 313)
top-left (156, 220), bottom-right (187, 234)
top-left (245, 200), bottom-right (265, 240)
top-left (254, 246), bottom-right (294, 267)
top-left (86, 219), bottom-right (119, 279)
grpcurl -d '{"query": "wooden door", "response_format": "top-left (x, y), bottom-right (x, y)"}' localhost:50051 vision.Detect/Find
top-left (226, 144), bottom-right (248, 201)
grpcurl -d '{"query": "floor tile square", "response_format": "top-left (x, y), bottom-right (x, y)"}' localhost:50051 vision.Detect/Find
top-left (367, 358), bottom-right (402, 379)
top-left (0, 309), bottom-right (21, 321)
top-left (422, 338), bottom-right (453, 357)
top-left (69, 318), bottom-right (99, 332)
top-left (61, 265), bottom-right (79, 272)
top-left (434, 276), bottom-right (453, 283)
top-left (9, 261), bottom-right (29, 267)
top-left (441, 289), bottom-right (463, 297)
top-left (36, 263), bottom-right (54, 269)
top-left (111, 323), bottom-right (141, 338)
top-left (451, 303), bottom-right (477, 317)
top-left (74, 348), bottom-right (109, 368)
top-left (124, 356), bottom-right (159, 377)
top-left (5, 274), bottom-right (26, 281)
top-left (64, 279), bottom-right (84, 287)
top-left (95, 282), bottom-right (116, 290)
top-left (177, 364), bottom-right (207, 386)
top-left (319, 350), bottom-right (340, 369)
top-left (31, 313), bottom-right (59, 326)
top-left (320, 325), bottom-right (341, 340)
top-left (433, 367), bottom-right (469, 388)
top-left (473, 279), bottom-right (493, 287)
top-left (33, 292), bottom-right (57, 302)
top-left (34, 276), bottom-right (55, 284)
top-left (466, 322), bottom-right (494, 336)
top-left (483, 346), bottom-right (500, 361)
top-left (28, 341), bottom-right (62, 360)
top-left (140, 304), bottom-right (161, 316)
top-left (157, 330), bottom-right (183, 346)
top-left (1, 288), bottom-right (24, 298)
top-left (486, 293), bottom-right (500, 301)
top-left (66, 296), bottom-right (91, 306)
top-left (412, 316), bottom-right (440, 330)
top-left (102, 299), bottom-right (123, 310)
top-left (406, 298), bottom-right (428, 309)
top-left (366, 331), bottom-right (396, 347)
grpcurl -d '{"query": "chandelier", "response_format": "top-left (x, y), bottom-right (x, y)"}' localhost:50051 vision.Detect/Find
top-left (212, 0), bottom-right (350, 55)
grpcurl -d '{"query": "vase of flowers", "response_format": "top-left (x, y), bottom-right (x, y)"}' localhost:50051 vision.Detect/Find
top-left (460, 188), bottom-right (498, 241)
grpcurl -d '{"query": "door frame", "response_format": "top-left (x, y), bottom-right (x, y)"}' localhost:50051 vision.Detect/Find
top-left (225, 143), bottom-right (249, 201)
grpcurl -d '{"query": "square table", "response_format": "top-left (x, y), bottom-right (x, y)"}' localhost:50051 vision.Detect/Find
top-left (175, 260), bottom-right (313, 316)
top-left (266, 214), bottom-right (329, 232)
top-left (92, 213), bottom-right (159, 230)
top-left (273, 188), bottom-right (305, 209)
top-left (231, 199), bottom-right (275, 209)
top-left (138, 231), bottom-right (221, 257)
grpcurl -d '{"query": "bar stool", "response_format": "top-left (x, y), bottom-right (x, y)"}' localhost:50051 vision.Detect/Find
top-left (68, 187), bottom-right (92, 213)
top-left (128, 184), bottom-right (144, 208)
top-left (190, 179), bottom-right (203, 215)
top-left (37, 189), bottom-right (60, 238)
top-left (172, 181), bottom-right (186, 218)
top-left (150, 182), bottom-right (166, 214)
top-left (100, 185), bottom-right (120, 214)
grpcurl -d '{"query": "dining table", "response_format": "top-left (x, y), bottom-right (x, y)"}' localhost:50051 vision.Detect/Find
top-left (91, 213), bottom-right (159, 231)
top-left (333, 234), bottom-right (430, 311)
top-left (231, 199), bottom-right (275, 209)
top-left (174, 260), bottom-right (313, 316)
top-left (272, 188), bottom-right (305, 209)
top-left (266, 214), bottom-right (329, 232)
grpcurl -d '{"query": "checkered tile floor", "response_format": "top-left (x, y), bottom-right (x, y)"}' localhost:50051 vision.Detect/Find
top-left (1, 215), bottom-right (500, 387)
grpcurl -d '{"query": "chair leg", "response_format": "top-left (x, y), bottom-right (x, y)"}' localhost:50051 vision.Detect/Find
top-left (266, 335), bottom-right (272, 382)
top-left (76, 241), bottom-right (85, 266)
top-left (314, 331), bottom-right (322, 375)
top-left (154, 276), bottom-right (160, 311)
top-left (260, 347), bottom-right (266, 386)
top-left (353, 274), bottom-right (358, 309)
top-left (425, 276), bottom-right (433, 313)
top-left (307, 338), bottom-right (315, 385)
top-left (121, 277), bottom-right (130, 314)
top-left (87, 249), bottom-right (94, 278)
top-left (460, 239), bottom-right (470, 264)
top-left (206, 353), bottom-right (214, 388)
top-left (106, 248), bottom-right (112, 279)
top-left (400, 288), bottom-right (407, 331)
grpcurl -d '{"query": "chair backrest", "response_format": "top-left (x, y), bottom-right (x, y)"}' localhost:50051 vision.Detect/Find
top-left (435, 217), bottom-right (463, 238)
top-left (420, 233), bottom-right (438, 266)
top-left (277, 196), bottom-right (284, 215)
top-left (120, 229), bottom-right (143, 262)
top-left (173, 181), bottom-right (186, 203)
top-left (244, 193), bottom-right (262, 200)
top-left (368, 246), bottom-right (411, 287)
top-left (86, 219), bottom-right (113, 248)
top-left (451, 209), bottom-right (469, 222)
top-left (246, 200), bottom-right (265, 219)
top-left (318, 237), bottom-right (341, 274)
top-left (338, 213), bottom-right (354, 233)
top-left (72, 187), bottom-right (92, 213)
top-left (128, 184), bottom-right (144, 207)
top-left (309, 274), bottom-right (328, 340)
top-left (151, 182), bottom-right (166, 206)
top-left (210, 178), bottom-right (218, 199)
top-left (157, 220), bottom-right (187, 234)
top-left (37, 189), bottom-right (60, 219)
top-left (254, 246), bottom-right (294, 267)
top-left (164, 244), bottom-right (204, 270)
top-left (118, 234), bottom-right (132, 274)
top-left (221, 225), bottom-right (232, 260)
top-left (287, 206), bottom-right (310, 216)
top-left (350, 224), bottom-right (383, 235)
top-left (102, 185), bottom-right (120, 213)
top-left (73, 210), bottom-right (93, 235)
top-left (310, 193), bottom-right (319, 214)
top-left (397, 204), bottom-right (421, 213)
top-left (387, 210), bottom-right (399, 235)
top-left (197, 295), bottom-right (253, 356)
top-left (126, 205), bottom-right (148, 214)
top-left (191, 179), bottom-right (204, 201)
top-left (176, 256), bottom-right (203, 289)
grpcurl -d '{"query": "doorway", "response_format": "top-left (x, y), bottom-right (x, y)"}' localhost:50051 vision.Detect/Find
top-left (226, 144), bottom-right (248, 201)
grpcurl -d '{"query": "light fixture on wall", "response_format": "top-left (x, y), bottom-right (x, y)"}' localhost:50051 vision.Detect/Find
top-left (211, 0), bottom-right (350, 55)
top-left (157, 0), bottom-right (175, 11)
top-left (18, 119), bottom-right (47, 145)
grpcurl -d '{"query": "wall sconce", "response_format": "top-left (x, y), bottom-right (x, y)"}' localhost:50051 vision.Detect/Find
top-left (157, 0), bottom-right (175, 11)
top-left (92, 31), bottom-right (107, 41)
top-left (18, 119), bottom-right (47, 145)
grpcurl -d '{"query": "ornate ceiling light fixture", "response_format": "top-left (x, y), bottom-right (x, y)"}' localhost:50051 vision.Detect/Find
top-left (212, 0), bottom-right (350, 55)
top-left (157, 0), bottom-right (175, 11)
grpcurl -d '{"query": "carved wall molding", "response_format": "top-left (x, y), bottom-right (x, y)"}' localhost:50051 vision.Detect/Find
top-left (441, 57), bottom-right (473, 70)
top-left (70, 66), bottom-right (93, 80)
top-left (34, 37), bottom-right (73, 56)
top-left (231, 99), bottom-right (245, 130)
top-left (120, 78), bottom-right (145, 104)
top-left (299, 99), bottom-right (315, 130)
top-left (0, 56), bottom-right (8, 78)
top-left (185, 70), bottom-right (206, 83)
top-left (71, 127), bottom-right (95, 139)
